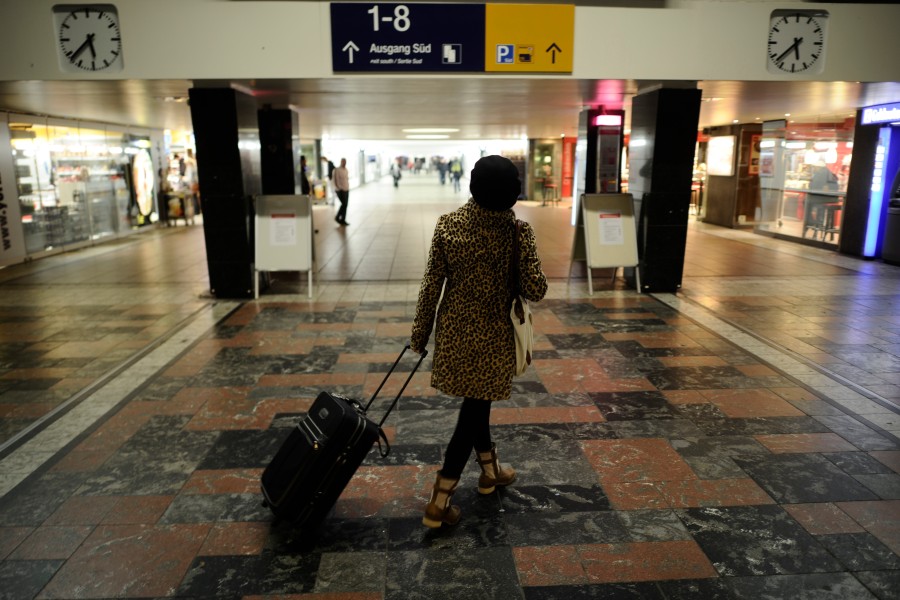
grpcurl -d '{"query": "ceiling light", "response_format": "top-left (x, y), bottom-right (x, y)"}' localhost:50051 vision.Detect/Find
top-left (402, 128), bottom-right (460, 133)
top-left (406, 134), bottom-right (450, 140)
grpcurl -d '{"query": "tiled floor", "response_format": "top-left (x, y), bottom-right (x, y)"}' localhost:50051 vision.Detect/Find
top-left (0, 172), bottom-right (898, 599)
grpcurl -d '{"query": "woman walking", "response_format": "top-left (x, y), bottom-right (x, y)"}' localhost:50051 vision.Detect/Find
top-left (410, 155), bottom-right (548, 528)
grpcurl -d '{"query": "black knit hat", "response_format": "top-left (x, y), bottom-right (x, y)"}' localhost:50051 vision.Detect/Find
top-left (469, 155), bottom-right (520, 211)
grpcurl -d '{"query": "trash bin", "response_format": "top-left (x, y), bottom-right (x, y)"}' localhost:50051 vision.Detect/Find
top-left (882, 198), bottom-right (900, 265)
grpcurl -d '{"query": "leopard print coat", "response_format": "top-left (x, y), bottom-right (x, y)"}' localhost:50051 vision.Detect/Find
top-left (411, 199), bottom-right (548, 401)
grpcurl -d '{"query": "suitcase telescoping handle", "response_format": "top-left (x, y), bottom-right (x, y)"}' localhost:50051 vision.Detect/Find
top-left (364, 344), bottom-right (428, 428)
top-left (365, 345), bottom-right (427, 458)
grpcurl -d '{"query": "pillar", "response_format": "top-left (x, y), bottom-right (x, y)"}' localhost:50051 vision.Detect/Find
top-left (627, 86), bottom-right (702, 293)
top-left (188, 87), bottom-right (261, 299)
top-left (258, 107), bottom-right (298, 195)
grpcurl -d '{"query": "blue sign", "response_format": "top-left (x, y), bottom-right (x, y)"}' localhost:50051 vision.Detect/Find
top-left (861, 102), bottom-right (900, 126)
top-left (330, 3), bottom-right (485, 72)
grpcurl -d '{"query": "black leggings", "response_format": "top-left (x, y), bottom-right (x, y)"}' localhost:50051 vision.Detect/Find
top-left (441, 397), bottom-right (493, 479)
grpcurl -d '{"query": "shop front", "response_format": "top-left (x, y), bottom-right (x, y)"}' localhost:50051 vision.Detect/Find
top-left (1, 114), bottom-right (163, 265)
top-left (530, 139), bottom-right (561, 204)
top-left (754, 117), bottom-right (855, 248)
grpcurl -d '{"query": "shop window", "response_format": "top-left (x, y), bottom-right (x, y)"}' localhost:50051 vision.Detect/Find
top-left (9, 118), bottom-right (156, 256)
top-left (755, 118), bottom-right (854, 247)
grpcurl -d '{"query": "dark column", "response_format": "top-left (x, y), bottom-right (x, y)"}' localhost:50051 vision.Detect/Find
top-left (188, 87), bottom-right (261, 299)
top-left (258, 107), bottom-right (298, 195)
top-left (627, 87), bottom-right (702, 293)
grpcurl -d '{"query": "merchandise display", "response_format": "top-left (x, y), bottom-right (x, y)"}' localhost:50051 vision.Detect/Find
top-left (8, 119), bottom-right (156, 254)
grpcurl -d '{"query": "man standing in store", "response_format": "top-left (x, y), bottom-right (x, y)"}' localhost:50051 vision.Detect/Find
top-left (183, 149), bottom-right (199, 223)
top-left (298, 155), bottom-right (311, 196)
top-left (322, 156), bottom-right (336, 204)
top-left (333, 158), bottom-right (350, 226)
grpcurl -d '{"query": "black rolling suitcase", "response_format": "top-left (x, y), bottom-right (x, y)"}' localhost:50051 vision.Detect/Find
top-left (261, 344), bottom-right (427, 527)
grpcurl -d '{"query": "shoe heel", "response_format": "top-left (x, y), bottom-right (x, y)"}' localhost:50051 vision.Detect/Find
top-left (422, 516), bottom-right (443, 528)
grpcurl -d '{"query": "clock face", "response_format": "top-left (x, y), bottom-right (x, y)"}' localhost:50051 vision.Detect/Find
top-left (767, 10), bottom-right (828, 75)
top-left (55, 6), bottom-right (123, 73)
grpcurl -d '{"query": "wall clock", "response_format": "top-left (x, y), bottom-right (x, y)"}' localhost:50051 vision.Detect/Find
top-left (54, 5), bottom-right (123, 73)
top-left (767, 9), bottom-right (828, 75)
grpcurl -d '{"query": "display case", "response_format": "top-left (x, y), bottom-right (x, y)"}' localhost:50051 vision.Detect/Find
top-left (8, 118), bottom-right (157, 254)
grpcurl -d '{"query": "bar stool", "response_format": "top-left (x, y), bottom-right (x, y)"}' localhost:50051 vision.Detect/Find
top-left (821, 202), bottom-right (842, 241)
top-left (541, 177), bottom-right (558, 206)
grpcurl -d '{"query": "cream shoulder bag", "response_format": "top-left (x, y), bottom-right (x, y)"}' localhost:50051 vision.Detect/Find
top-left (509, 220), bottom-right (534, 376)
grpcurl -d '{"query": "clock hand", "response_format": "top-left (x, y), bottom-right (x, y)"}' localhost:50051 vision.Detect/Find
top-left (775, 37), bottom-right (802, 63)
top-left (69, 35), bottom-right (93, 61)
top-left (86, 33), bottom-right (96, 59)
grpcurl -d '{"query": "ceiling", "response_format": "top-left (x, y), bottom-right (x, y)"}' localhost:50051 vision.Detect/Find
top-left (0, 78), bottom-right (898, 140)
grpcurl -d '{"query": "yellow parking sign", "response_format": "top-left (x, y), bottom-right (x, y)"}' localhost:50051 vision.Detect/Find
top-left (485, 4), bottom-right (574, 73)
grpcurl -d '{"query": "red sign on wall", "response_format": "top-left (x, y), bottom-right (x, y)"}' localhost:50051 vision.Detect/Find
top-left (562, 136), bottom-right (576, 197)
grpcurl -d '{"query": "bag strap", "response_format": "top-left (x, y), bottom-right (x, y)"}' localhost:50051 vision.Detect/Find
top-left (509, 219), bottom-right (523, 298)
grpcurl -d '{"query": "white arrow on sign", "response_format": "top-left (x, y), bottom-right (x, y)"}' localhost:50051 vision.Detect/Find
top-left (342, 41), bottom-right (360, 64)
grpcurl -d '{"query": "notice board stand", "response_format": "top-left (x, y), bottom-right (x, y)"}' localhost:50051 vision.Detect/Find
top-left (254, 195), bottom-right (315, 298)
top-left (580, 193), bottom-right (640, 294)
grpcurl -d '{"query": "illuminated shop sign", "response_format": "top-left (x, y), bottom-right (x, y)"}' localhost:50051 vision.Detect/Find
top-left (864, 127), bottom-right (893, 257)
top-left (861, 102), bottom-right (900, 125)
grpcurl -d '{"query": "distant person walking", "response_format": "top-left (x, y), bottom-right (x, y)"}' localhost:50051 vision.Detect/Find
top-left (298, 155), bottom-right (311, 196)
top-left (333, 158), bottom-right (350, 226)
top-left (390, 160), bottom-right (402, 188)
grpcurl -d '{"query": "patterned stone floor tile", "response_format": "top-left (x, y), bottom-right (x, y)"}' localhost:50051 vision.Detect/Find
top-left (655, 478), bottom-right (776, 508)
top-left (386, 547), bottom-right (521, 600)
top-left (513, 544), bottom-right (586, 587)
top-left (783, 503), bottom-right (866, 535)
top-left (39, 524), bottom-right (210, 598)
top-left (602, 482), bottom-right (670, 511)
top-left (754, 433), bottom-right (860, 453)
top-left (7, 525), bottom-right (93, 560)
top-left (581, 439), bottom-right (697, 484)
top-left (176, 553), bottom-right (319, 597)
top-left (677, 505), bottom-right (843, 576)
top-left (0, 560), bottom-right (64, 600)
top-left (725, 573), bottom-right (884, 600)
top-left (505, 511), bottom-right (628, 546)
top-left (579, 540), bottom-right (717, 584)
top-left (836, 500), bottom-right (900, 555)
top-left (816, 532), bottom-right (900, 571)
top-left (734, 453), bottom-right (881, 504)
top-left (854, 570), bottom-right (900, 600)
top-left (199, 522), bottom-right (271, 556)
top-left (699, 389), bottom-right (806, 418)
top-left (524, 582), bottom-right (667, 600)
top-left (100, 495), bottom-right (174, 525)
top-left (871, 450), bottom-right (900, 474)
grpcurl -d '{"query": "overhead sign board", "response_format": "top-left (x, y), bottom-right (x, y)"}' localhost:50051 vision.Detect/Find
top-left (330, 3), bottom-right (486, 72)
top-left (484, 4), bottom-right (574, 73)
top-left (330, 3), bottom-right (573, 73)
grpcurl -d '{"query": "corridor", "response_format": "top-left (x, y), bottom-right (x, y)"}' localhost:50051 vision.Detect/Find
top-left (0, 172), bottom-right (898, 599)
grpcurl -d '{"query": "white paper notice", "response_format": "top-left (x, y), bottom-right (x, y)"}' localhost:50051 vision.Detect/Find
top-left (271, 213), bottom-right (297, 246)
top-left (598, 211), bottom-right (623, 245)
